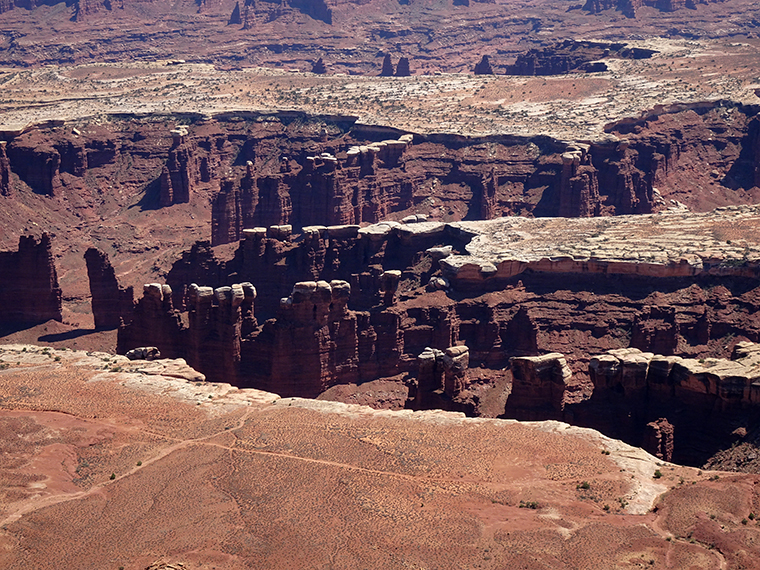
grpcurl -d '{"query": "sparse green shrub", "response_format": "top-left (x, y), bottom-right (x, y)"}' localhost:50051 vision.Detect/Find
top-left (654, 470), bottom-right (663, 479)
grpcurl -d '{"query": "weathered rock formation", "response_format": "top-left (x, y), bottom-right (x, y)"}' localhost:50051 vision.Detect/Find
top-left (84, 247), bottom-right (134, 329)
top-left (109, 201), bottom-right (760, 468)
top-left (0, 141), bottom-right (11, 196)
top-left (584, 0), bottom-right (724, 16)
top-left (117, 283), bottom-right (183, 357)
top-left (252, 279), bottom-right (359, 396)
top-left (568, 344), bottom-right (760, 465)
top-left (210, 134), bottom-right (416, 245)
top-left (645, 418), bottom-right (675, 462)
top-left (0, 234), bottom-right (62, 326)
top-left (395, 57), bottom-right (411, 77)
top-left (72, 0), bottom-right (111, 22)
top-left (125, 346), bottom-right (160, 360)
top-left (379, 54), bottom-right (394, 76)
top-left (505, 353), bottom-right (580, 419)
top-left (228, 1), bottom-right (242, 24)
top-left (473, 55), bottom-right (494, 75)
top-left (163, 126), bottom-right (197, 205)
top-left (0, 104), bottom-right (757, 248)
top-left (311, 57), bottom-right (327, 74)
top-left (506, 40), bottom-right (657, 76)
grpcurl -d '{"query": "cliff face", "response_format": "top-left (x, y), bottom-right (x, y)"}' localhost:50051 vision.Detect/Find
top-left (109, 203), bottom-right (760, 467)
top-left (584, 0), bottom-right (725, 15)
top-left (126, 210), bottom-right (760, 400)
top-left (1, 105), bottom-right (757, 248)
top-left (84, 247), bottom-right (134, 329)
top-left (0, 142), bottom-right (10, 196)
top-left (567, 344), bottom-right (760, 465)
top-left (505, 40), bottom-right (657, 76)
top-left (0, 234), bottom-right (62, 326)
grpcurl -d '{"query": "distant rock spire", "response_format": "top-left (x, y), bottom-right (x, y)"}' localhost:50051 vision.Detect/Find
top-left (473, 55), bottom-right (494, 75)
top-left (395, 56), bottom-right (411, 77)
top-left (380, 54), bottom-right (394, 76)
top-left (312, 57), bottom-right (327, 74)
top-left (229, 1), bottom-right (242, 24)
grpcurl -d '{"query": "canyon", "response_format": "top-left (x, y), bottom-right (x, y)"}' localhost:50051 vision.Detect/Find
top-left (2, 101), bottom-right (760, 471)
top-left (1, 0), bottom-right (760, 564)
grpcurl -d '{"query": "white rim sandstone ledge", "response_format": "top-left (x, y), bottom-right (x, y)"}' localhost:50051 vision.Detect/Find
top-left (439, 205), bottom-right (760, 282)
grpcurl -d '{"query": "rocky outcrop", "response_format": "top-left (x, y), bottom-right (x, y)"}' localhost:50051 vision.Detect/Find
top-left (442, 205), bottom-right (760, 286)
top-left (506, 40), bottom-right (656, 75)
top-left (311, 57), bottom-right (327, 74)
top-left (505, 353), bottom-right (581, 419)
top-left (395, 57), bottom-right (411, 77)
top-left (644, 418), bottom-right (674, 462)
top-left (84, 247), bottom-right (134, 329)
top-left (0, 141), bottom-right (10, 196)
top-left (4, 126), bottom-right (118, 196)
top-left (185, 282), bottom-right (256, 384)
top-left (117, 283), bottom-right (184, 358)
top-left (164, 126), bottom-right (197, 205)
top-left (73, 0), bottom-right (110, 22)
top-left (228, 1), bottom-right (242, 24)
top-left (0, 234), bottom-right (62, 326)
top-left (557, 144), bottom-right (601, 217)
top-left (125, 346), bottom-right (161, 360)
top-left (380, 54), bottom-right (394, 76)
top-left (257, 280), bottom-right (358, 397)
top-left (0, 105), bottom-right (756, 247)
top-left (572, 344), bottom-right (760, 465)
top-left (473, 55), bottom-right (494, 75)
top-left (584, 0), bottom-right (721, 16)
top-left (210, 135), bottom-right (415, 245)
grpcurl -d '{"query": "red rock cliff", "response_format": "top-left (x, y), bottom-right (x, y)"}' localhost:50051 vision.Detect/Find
top-left (0, 234), bottom-right (62, 326)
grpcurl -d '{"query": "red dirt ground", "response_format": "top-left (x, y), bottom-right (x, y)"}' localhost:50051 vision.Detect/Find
top-left (0, 344), bottom-right (758, 569)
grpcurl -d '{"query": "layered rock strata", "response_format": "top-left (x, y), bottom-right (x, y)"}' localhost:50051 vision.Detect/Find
top-left (0, 105), bottom-right (757, 247)
top-left (568, 344), bottom-right (760, 465)
top-left (506, 40), bottom-right (657, 76)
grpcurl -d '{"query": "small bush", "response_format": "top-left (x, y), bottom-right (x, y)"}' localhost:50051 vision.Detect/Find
top-left (110, 473), bottom-right (116, 480)
top-left (653, 470), bottom-right (663, 479)
top-left (519, 500), bottom-right (539, 509)
top-left (136, 461), bottom-right (142, 467)
top-left (749, 513), bottom-right (756, 520)
top-left (577, 481), bottom-right (591, 490)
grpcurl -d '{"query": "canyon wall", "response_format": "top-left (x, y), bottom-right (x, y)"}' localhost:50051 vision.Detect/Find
top-left (0, 234), bottom-right (62, 327)
top-left (84, 247), bottom-right (134, 329)
top-left (118, 209), bottom-right (760, 424)
top-left (1, 104), bottom-right (758, 249)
